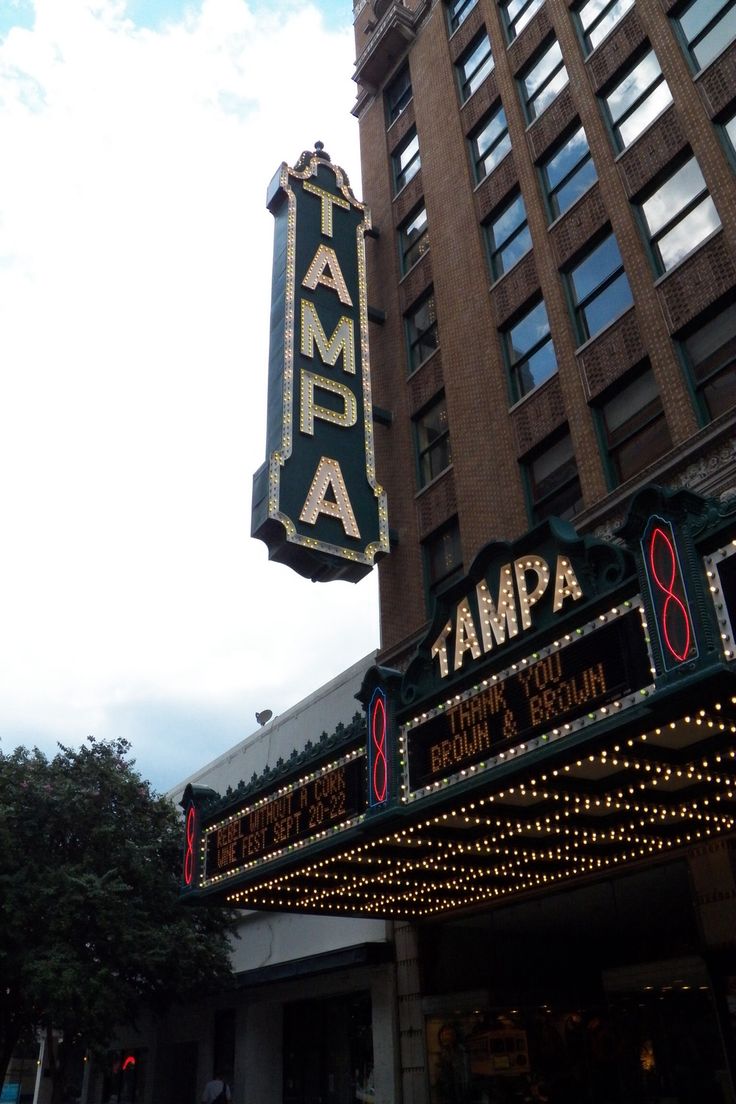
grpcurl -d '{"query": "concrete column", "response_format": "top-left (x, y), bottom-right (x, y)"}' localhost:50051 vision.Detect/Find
top-left (371, 967), bottom-right (401, 1104)
top-left (394, 922), bottom-right (427, 1104)
top-left (238, 1003), bottom-right (282, 1104)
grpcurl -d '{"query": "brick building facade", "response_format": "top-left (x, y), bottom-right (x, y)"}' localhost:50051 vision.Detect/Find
top-left (351, 0), bottom-right (736, 668)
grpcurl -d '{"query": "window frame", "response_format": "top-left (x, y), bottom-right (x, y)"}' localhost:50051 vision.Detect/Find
top-left (519, 38), bottom-right (568, 122)
top-left (398, 203), bottom-right (429, 275)
top-left (456, 31), bottom-right (494, 103)
top-left (566, 232), bottom-right (633, 344)
top-left (601, 48), bottom-right (673, 152)
top-left (485, 191), bottom-right (532, 280)
top-left (423, 518), bottom-right (464, 606)
top-left (540, 124), bottom-right (598, 221)
top-left (414, 392), bottom-right (452, 488)
top-left (447, 0), bottom-right (479, 33)
top-left (385, 64), bottom-right (412, 126)
top-left (469, 103), bottom-right (512, 183)
top-left (522, 430), bottom-right (583, 524)
top-left (681, 302), bottom-right (736, 423)
top-left (392, 127), bottom-right (421, 195)
top-left (595, 365), bottom-right (672, 487)
top-left (638, 155), bottom-right (721, 275)
top-left (499, 0), bottom-right (545, 42)
top-left (575, 0), bottom-right (635, 55)
top-left (722, 110), bottom-right (736, 164)
top-left (503, 297), bottom-right (558, 403)
top-left (672, 0), bottom-right (736, 73)
top-left (405, 290), bottom-right (439, 374)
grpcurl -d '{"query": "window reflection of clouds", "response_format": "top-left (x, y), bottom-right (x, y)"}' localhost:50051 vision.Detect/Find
top-left (546, 127), bottom-right (589, 188)
top-left (604, 49), bottom-right (672, 148)
top-left (677, 0), bottom-right (736, 70)
top-left (510, 300), bottom-right (551, 357)
top-left (618, 81), bottom-right (672, 147)
top-left (641, 157), bottom-right (721, 271)
top-left (525, 40), bottom-right (562, 94)
top-left (571, 235), bottom-right (620, 301)
top-left (658, 198), bottom-right (720, 269)
top-left (579, 0), bottom-right (635, 52)
top-left (523, 40), bottom-right (568, 119)
top-left (506, 0), bottom-right (545, 38)
top-left (642, 159), bottom-right (704, 236)
top-left (606, 52), bottom-right (661, 120)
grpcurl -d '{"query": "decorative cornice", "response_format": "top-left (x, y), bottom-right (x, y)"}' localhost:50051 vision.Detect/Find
top-left (201, 711), bottom-right (367, 818)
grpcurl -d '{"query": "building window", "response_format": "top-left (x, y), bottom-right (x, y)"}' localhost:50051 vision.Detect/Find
top-left (406, 291), bottom-right (439, 373)
top-left (523, 432), bottom-right (583, 522)
top-left (568, 233), bottom-right (633, 342)
top-left (415, 394), bottom-right (452, 486)
top-left (602, 49), bottom-right (673, 151)
top-left (504, 298), bottom-right (558, 401)
top-left (424, 520), bottom-right (463, 601)
top-left (500, 0), bottom-right (545, 42)
top-left (393, 128), bottom-right (421, 194)
top-left (447, 0), bottom-right (478, 33)
top-left (485, 192), bottom-right (532, 279)
top-left (519, 39), bottom-right (568, 122)
top-left (599, 366), bottom-right (672, 484)
top-left (639, 156), bottom-right (721, 273)
top-left (457, 32), bottom-right (494, 103)
top-left (386, 64), bottom-right (412, 125)
top-left (470, 104), bottom-right (511, 182)
top-left (682, 304), bottom-right (736, 421)
top-left (399, 204), bottom-right (429, 274)
top-left (540, 125), bottom-right (598, 220)
top-left (673, 0), bottom-right (736, 72)
top-left (575, 0), bottom-right (634, 54)
top-left (724, 111), bottom-right (736, 158)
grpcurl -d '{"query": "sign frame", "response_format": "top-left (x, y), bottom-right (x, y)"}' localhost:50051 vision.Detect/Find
top-left (252, 144), bottom-right (389, 583)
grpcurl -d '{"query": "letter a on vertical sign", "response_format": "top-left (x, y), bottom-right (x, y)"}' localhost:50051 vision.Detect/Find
top-left (251, 143), bottom-right (390, 582)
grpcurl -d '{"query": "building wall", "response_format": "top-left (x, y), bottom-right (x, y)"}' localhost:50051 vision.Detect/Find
top-left (101, 653), bottom-right (399, 1104)
top-left (352, 0), bottom-right (736, 663)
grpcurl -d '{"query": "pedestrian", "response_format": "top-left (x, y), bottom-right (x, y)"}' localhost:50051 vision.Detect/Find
top-left (201, 1071), bottom-right (231, 1104)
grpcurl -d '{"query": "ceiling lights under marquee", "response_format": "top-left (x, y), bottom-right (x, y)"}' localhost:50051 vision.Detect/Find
top-left (222, 688), bottom-right (736, 919)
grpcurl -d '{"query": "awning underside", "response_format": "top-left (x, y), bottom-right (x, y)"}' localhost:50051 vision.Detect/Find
top-left (220, 693), bottom-right (736, 920)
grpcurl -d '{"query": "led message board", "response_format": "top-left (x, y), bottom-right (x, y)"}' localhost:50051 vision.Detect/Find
top-left (251, 143), bottom-right (389, 583)
top-left (404, 604), bottom-right (653, 795)
top-left (202, 749), bottom-right (367, 887)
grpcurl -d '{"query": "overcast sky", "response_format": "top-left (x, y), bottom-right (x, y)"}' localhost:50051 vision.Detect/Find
top-left (0, 0), bottom-right (381, 792)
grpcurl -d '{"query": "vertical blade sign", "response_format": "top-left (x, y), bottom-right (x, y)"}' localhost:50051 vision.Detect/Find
top-left (252, 144), bottom-right (389, 583)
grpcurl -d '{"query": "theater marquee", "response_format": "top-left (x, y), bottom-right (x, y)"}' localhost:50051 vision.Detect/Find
top-left (183, 488), bottom-right (736, 919)
top-left (251, 143), bottom-right (389, 583)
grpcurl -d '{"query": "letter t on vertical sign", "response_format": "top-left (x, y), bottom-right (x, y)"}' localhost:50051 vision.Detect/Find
top-left (641, 515), bottom-right (697, 671)
top-left (251, 144), bottom-right (390, 583)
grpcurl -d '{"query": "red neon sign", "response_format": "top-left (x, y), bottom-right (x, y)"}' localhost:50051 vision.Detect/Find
top-left (184, 804), bottom-right (196, 886)
top-left (643, 517), bottom-right (695, 670)
top-left (369, 689), bottom-right (388, 806)
top-left (122, 1057), bottom-right (136, 1071)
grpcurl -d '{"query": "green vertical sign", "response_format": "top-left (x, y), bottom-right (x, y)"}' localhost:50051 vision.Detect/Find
top-left (252, 144), bottom-right (389, 583)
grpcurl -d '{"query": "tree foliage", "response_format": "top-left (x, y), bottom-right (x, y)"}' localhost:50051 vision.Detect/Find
top-left (0, 738), bottom-right (233, 1095)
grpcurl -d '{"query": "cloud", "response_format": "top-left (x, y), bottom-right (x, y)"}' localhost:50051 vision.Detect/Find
top-left (0, 0), bottom-right (380, 789)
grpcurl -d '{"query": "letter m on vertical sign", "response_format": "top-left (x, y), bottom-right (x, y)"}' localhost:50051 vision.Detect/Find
top-left (251, 145), bottom-right (390, 582)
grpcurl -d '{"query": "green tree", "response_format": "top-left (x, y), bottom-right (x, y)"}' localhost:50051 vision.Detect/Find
top-left (0, 737), bottom-right (233, 1100)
